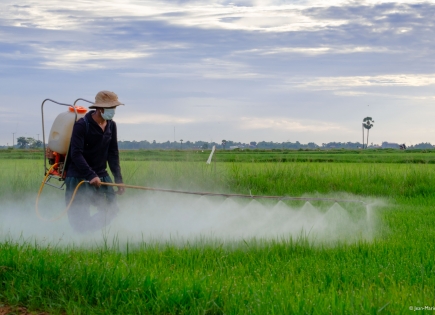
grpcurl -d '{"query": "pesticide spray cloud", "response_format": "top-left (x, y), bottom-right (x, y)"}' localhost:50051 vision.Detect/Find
top-left (0, 191), bottom-right (382, 247)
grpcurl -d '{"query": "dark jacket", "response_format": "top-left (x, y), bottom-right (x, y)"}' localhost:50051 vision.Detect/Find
top-left (65, 111), bottom-right (123, 183)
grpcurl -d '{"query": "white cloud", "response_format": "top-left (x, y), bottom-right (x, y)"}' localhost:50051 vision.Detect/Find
top-left (290, 74), bottom-right (435, 89)
top-left (121, 58), bottom-right (261, 80)
top-left (240, 117), bottom-right (345, 132)
top-left (1, 0), bottom-right (435, 145)
top-left (116, 113), bottom-right (194, 124)
top-left (333, 90), bottom-right (435, 100)
top-left (32, 46), bottom-right (150, 70)
top-left (0, 1), bottom-right (378, 33)
top-left (235, 45), bottom-right (392, 56)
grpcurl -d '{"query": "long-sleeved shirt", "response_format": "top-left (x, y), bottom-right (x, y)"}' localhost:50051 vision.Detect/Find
top-left (65, 110), bottom-right (123, 183)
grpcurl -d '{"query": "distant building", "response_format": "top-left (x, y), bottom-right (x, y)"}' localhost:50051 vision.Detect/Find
top-left (229, 146), bottom-right (240, 150)
top-left (381, 142), bottom-right (400, 149)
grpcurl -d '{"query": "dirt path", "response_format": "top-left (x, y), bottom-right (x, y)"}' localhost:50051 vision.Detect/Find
top-left (0, 305), bottom-right (48, 315)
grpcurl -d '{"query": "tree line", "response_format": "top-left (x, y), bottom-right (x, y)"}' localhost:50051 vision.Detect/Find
top-left (12, 137), bottom-right (44, 149)
top-left (116, 140), bottom-right (434, 150)
top-left (2, 138), bottom-right (433, 150)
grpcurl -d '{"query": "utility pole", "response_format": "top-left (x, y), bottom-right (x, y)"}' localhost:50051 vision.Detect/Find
top-left (12, 132), bottom-right (15, 148)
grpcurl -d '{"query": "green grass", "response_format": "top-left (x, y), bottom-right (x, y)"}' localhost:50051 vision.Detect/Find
top-left (4, 147), bottom-right (435, 164)
top-left (2, 237), bottom-right (434, 314)
top-left (1, 154), bottom-right (435, 314)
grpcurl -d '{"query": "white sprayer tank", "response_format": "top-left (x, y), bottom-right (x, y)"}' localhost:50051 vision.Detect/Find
top-left (48, 106), bottom-right (87, 154)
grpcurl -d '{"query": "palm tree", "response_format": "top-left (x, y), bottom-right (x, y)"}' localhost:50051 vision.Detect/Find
top-left (362, 117), bottom-right (374, 149)
top-left (221, 140), bottom-right (227, 150)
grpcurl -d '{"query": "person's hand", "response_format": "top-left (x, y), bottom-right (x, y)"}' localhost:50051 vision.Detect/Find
top-left (117, 185), bottom-right (125, 195)
top-left (89, 176), bottom-right (102, 188)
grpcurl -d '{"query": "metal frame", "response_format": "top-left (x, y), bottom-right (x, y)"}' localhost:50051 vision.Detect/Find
top-left (73, 98), bottom-right (93, 106)
top-left (41, 98), bottom-right (92, 190)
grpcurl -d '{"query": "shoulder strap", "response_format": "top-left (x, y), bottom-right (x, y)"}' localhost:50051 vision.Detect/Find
top-left (83, 116), bottom-right (90, 134)
top-left (65, 116), bottom-right (90, 172)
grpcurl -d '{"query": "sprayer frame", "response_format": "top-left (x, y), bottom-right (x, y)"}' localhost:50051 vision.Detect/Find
top-left (41, 98), bottom-right (93, 190)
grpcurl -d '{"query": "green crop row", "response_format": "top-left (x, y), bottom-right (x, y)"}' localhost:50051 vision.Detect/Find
top-left (2, 159), bottom-right (435, 198)
top-left (3, 148), bottom-right (435, 164)
top-left (1, 158), bottom-right (435, 314)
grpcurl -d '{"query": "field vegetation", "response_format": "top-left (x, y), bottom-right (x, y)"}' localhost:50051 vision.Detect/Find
top-left (1, 150), bottom-right (435, 314)
top-left (3, 147), bottom-right (435, 164)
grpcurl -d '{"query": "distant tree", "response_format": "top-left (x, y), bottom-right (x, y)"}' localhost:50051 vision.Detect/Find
top-left (114, 139), bottom-right (379, 151)
top-left (180, 139), bottom-right (183, 149)
top-left (14, 137), bottom-right (37, 149)
top-left (362, 117), bottom-right (374, 149)
top-left (17, 137), bottom-right (30, 149)
top-left (31, 140), bottom-right (43, 149)
top-left (306, 142), bottom-right (318, 149)
top-left (410, 142), bottom-right (433, 149)
top-left (221, 140), bottom-right (227, 150)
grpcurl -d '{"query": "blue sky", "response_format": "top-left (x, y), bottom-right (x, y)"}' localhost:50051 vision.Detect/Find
top-left (1, 0), bottom-right (434, 146)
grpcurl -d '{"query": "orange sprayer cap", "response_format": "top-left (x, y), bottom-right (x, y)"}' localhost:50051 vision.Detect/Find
top-left (69, 106), bottom-right (87, 114)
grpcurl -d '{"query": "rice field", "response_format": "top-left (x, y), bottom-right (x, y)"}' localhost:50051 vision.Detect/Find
top-left (1, 151), bottom-right (435, 314)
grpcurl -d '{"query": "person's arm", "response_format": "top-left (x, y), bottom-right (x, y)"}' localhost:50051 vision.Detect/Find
top-left (107, 121), bottom-right (123, 184)
top-left (70, 120), bottom-right (99, 182)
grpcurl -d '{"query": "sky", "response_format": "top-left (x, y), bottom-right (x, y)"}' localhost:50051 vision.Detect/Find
top-left (1, 0), bottom-right (434, 146)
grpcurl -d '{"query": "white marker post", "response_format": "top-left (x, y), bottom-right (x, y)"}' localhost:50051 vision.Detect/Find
top-left (206, 145), bottom-right (215, 164)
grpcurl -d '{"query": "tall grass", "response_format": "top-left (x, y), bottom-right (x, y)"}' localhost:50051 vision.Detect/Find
top-left (1, 157), bottom-right (435, 314)
top-left (118, 160), bottom-right (435, 199)
top-left (4, 148), bottom-right (435, 164)
top-left (1, 234), bottom-right (435, 314)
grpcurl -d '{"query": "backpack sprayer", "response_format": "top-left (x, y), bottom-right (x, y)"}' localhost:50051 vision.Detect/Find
top-left (36, 99), bottom-right (369, 222)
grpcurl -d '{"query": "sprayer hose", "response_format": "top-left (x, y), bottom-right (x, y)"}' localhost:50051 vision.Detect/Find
top-left (36, 163), bottom-right (61, 221)
top-left (36, 176), bottom-right (367, 222)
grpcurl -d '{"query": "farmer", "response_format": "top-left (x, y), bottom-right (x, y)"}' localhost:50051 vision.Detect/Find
top-left (64, 90), bottom-right (125, 233)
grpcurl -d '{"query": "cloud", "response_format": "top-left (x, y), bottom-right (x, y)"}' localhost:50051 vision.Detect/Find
top-left (116, 113), bottom-right (194, 124)
top-left (3, 0), bottom-right (432, 35)
top-left (290, 74), bottom-right (435, 90)
top-left (35, 47), bottom-right (151, 70)
top-left (333, 90), bottom-right (435, 100)
top-left (240, 117), bottom-right (345, 132)
top-left (1, 0), bottom-right (435, 144)
top-left (234, 45), bottom-right (392, 56)
top-left (121, 57), bottom-right (261, 80)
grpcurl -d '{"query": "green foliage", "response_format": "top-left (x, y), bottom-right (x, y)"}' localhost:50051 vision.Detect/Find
top-left (1, 154), bottom-right (435, 314)
top-left (363, 117), bottom-right (374, 130)
top-left (14, 137), bottom-right (42, 149)
top-left (5, 149), bottom-right (435, 163)
top-left (117, 149), bottom-right (435, 164)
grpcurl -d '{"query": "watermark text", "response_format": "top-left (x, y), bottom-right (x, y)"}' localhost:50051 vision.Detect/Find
top-left (410, 306), bottom-right (435, 311)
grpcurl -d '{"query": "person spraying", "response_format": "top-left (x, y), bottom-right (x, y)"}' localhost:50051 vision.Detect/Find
top-left (64, 91), bottom-right (125, 233)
